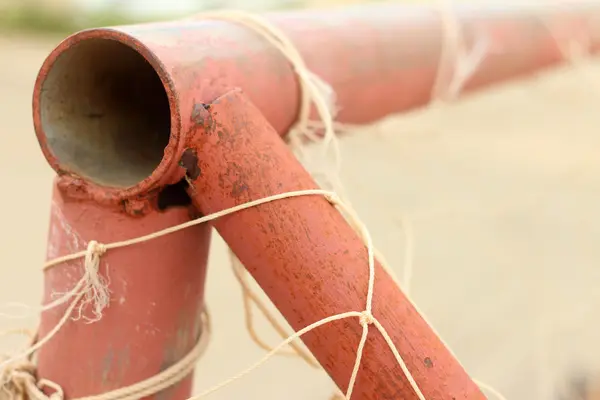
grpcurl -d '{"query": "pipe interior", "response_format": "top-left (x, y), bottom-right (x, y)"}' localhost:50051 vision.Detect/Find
top-left (40, 38), bottom-right (171, 188)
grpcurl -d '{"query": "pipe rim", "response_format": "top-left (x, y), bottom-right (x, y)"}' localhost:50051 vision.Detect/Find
top-left (32, 28), bottom-right (183, 200)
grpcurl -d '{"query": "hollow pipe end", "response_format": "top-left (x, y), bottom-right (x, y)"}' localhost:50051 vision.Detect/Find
top-left (32, 28), bottom-right (185, 202)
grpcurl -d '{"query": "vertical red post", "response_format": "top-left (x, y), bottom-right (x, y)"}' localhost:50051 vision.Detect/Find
top-left (36, 178), bottom-right (211, 399)
top-left (181, 90), bottom-right (485, 400)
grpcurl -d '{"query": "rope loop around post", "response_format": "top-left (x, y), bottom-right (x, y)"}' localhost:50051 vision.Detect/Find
top-left (0, 308), bottom-right (211, 400)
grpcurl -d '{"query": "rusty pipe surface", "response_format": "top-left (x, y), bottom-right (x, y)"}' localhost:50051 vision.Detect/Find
top-left (182, 89), bottom-right (485, 399)
top-left (32, 1), bottom-right (600, 206)
top-left (37, 179), bottom-right (211, 399)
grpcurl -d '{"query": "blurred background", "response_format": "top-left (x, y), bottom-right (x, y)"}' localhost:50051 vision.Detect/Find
top-left (1, 0), bottom-right (600, 399)
top-left (0, 0), bottom-right (388, 33)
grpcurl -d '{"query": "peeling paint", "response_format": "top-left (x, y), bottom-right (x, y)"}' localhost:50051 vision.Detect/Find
top-left (46, 200), bottom-right (89, 296)
top-left (155, 308), bottom-right (203, 400)
top-left (51, 200), bottom-right (86, 254)
top-left (100, 345), bottom-right (131, 390)
top-left (101, 348), bottom-right (114, 389)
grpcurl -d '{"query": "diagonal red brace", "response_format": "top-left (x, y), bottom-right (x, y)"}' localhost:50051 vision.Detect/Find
top-left (181, 89), bottom-right (485, 400)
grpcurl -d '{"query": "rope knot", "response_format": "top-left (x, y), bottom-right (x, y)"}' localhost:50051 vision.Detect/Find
top-left (359, 311), bottom-right (375, 327)
top-left (0, 356), bottom-right (64, 400)
top-left (78, 240), bottom-right (110, 323)
top-left (0, 358), bottom-right (38, 400)
top-left (88, 240), bottom-right (107, 258)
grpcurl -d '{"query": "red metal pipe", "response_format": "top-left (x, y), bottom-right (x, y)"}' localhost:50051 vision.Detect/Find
top-left (26, 2), bottom-right (600, 398)
top-left (31, 1), bottom-right (600, 206)
top-left (36, 178), bottom-right (211, 399)
top-left (183, 89), bottom-right (483, 399)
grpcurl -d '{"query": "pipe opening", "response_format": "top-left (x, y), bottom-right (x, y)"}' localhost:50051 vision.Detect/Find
top-left (40, 38), bottom-right (171, 188)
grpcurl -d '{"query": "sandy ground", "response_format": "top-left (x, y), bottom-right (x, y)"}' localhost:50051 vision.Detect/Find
top-left (1, 32), bottom-right (600, 400)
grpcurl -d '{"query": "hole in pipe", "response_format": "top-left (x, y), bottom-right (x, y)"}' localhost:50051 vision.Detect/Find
top-left (40, 38), bottom-right (171, 188)
top-left (157, 179), bottom-right (192, 211)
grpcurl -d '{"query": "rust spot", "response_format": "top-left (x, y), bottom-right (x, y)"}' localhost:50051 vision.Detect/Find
top-left (231, 180), bottom-right (249, 198)
top-left (56, 175), bottom-right (91, 200)
top-left (179, 149), bottom-right (201, 180)
top-left (122, 198), bottom-right (152, 216)
top-left (191, 102), bottom-right (215, 131)
top-left (424, 357), bottom-right (433, 368)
